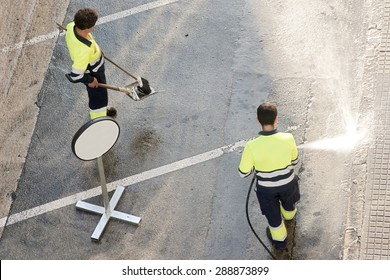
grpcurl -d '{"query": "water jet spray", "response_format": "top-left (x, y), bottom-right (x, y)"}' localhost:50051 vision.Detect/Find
top-left (297, 126), bottom-right (367, 152)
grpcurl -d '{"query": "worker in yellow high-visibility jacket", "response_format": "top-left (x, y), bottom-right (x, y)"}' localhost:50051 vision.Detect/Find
top-left (239, 102), bottom-right (300, 250)
top-left (65, 7), bottom-right (117, 119)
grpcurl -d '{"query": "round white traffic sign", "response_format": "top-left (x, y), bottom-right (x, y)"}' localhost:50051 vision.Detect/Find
top-left (72, 117), bottom-right (120, 161)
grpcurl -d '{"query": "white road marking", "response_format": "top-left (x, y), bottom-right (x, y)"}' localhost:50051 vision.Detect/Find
top-left (0, 0), bottom-right (180, 53)
top-left (0, 140), bottom-right (248, 228)
top-left (97, 0), bottom-right (179, 26)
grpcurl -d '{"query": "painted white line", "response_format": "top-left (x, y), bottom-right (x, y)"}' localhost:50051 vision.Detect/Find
top-left (0, 0), bottom-right (180, 53)
top-left (97, 0), bottom-right (179, 26)
top-left (0, 139), bottom-right (248, 228)
top-left (0, 31), bottom-right (61, 53)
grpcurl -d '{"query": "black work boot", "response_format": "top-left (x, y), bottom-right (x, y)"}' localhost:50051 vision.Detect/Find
top-left (107, 107), bottom-right (117, 118)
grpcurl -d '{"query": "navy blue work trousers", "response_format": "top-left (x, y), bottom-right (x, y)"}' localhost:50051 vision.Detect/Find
top-left (255, 177), bottom-right (300, 228)
top-left (86, 64), bottom-right (108, 110)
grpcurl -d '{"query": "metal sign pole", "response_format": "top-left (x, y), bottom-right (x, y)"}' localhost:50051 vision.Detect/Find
top-left (97, 156), bottom-right (111, 216)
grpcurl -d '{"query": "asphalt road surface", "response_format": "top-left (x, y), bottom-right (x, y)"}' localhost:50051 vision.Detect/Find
top-left (0, 0), bottom-right (374, 260)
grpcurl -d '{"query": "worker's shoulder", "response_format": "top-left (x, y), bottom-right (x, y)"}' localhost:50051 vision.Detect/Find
top-left (66, 21), bottom-right (75, 30)
top-left (276, 131), bottom-right (295, 139)
top-left (65, 22), bottom-right (75, 41)
top-left (246, 131), bottom-right (294, 145)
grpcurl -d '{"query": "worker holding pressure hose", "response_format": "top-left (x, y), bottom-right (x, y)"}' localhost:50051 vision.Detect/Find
top-left (239, 102), bottom-right (300, 250)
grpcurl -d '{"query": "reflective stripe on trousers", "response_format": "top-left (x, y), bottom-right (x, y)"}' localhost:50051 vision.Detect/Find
top-left (281, 204), bottom-right (297, 220)
top-left (269, 220), bottom-right (287, 242)
top-left (90, 107), bottom-right (107, 119)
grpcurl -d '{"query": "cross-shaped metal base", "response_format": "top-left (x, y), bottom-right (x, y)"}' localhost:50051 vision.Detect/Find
top-left (76, 186), bottom-right (141, 241)
top-left (76, 157), bottom-right (141, 241)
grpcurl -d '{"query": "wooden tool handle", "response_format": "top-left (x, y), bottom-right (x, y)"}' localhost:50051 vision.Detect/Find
top-left (56, 22), bottom-right (67, 31)
top-left (97, 83), bottom-right (131, 94)
top-left (102, 56), bottom-right (137, 80)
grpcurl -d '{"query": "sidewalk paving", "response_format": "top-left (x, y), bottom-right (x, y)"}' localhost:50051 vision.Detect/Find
top-left (360, 0), bottom-right (390, 260)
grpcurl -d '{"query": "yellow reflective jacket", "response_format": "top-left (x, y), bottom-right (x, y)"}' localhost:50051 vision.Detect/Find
top-left (239, 130), bottom-right (298, 188)
top-left (65, 22), bottom-right (104, 83)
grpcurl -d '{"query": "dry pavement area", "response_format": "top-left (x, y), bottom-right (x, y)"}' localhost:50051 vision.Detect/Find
top-left (0, 0), bottom-right (70, 237)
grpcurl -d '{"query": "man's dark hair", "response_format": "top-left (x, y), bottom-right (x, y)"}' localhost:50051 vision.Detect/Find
top-left (257, 103), bottom-right (277, 126)
top-left (74, 8), bottom-right (98, 30)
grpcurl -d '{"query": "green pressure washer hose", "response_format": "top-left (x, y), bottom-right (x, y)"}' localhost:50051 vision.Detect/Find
top-left (245, 175), bottom-right (277, 260)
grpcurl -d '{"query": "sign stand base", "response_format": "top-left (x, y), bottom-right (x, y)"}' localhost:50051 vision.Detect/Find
top-left (76, 186), bottom-right (141, 241)
top-left (76, 156), bottom-right (141, 241)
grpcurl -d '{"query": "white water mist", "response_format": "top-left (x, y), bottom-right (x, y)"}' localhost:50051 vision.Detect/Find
top-left (297, 127), bottom-right (366, 152)
top-left (297, 66), bottom-right (367, 152)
